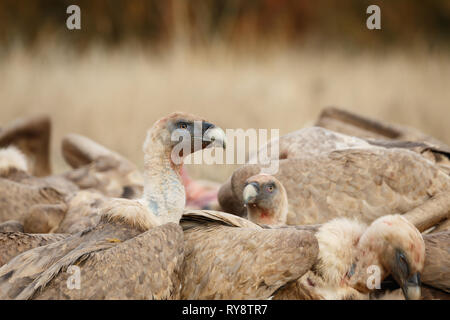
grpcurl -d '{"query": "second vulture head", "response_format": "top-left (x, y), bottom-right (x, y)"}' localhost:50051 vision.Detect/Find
top-left (243, 174), bottom-right (288, 226)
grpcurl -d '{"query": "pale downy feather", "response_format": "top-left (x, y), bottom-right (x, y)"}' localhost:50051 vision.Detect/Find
top-left (0, 146), bottom-right (28, 174)
top-left (315, 218), bottom-right (367, 285)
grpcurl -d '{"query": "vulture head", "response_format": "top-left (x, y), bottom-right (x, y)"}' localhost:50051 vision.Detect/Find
top-left (242, 174), bottom-right (288, 225)
top-left (360, 215), bottom-right (425, 300)
top-left (144, 112), bottom-right (226, 167)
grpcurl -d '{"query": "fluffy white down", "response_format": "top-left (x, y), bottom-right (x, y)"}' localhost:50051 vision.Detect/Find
top-left (315, 218), bottom-right (367, 285)
top-left (0, 146), bottom-right (28, 174)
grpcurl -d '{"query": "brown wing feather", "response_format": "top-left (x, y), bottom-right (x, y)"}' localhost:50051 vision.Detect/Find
top-left (422, 231), bottom-right (450, 293)
top-left (0, 232), bottom-right (69, 267)
top-left (0, 220), bottom-right (140, 299)
top-left (181, 209), bottom-right (261, 230)
top-left (315, 107), bottom-right (450, 150)
top-left (33, 223), bottom-right (184, 300)
top-left (0, 178), bottom-right (66, 224)
top-left (0, 221), bottom-right (23, 233)
top-left (181, 223), bottom-right (318, 299)
top-left (56, 190), bottom-right (105, 234)
top-left (421, 285), bottom-right (450, 300)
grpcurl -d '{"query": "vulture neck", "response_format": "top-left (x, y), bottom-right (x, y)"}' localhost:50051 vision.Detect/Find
top-left (143, 135), bottom-right (185, 225)
top-left (248, 207), bottom-right (286, 226)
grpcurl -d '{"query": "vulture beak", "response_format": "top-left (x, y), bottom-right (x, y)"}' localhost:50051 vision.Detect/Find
top-left (203, 125), bottom-right (227, 149)
top-left (400, 272), bottom-right (421, 300)
top-left (243, 182), bottom-right (259, 206)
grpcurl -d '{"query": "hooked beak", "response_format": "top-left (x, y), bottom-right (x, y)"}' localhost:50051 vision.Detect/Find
top-left (203, 126), bottom-right (227, 149)
top-left (243, 182), bottom-right (259, 206)
top-left (400, 273), bottom-right (421, 300)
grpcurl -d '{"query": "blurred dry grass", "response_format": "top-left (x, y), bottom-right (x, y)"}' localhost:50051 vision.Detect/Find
top-left (1, 45), bottom-right (450, 182)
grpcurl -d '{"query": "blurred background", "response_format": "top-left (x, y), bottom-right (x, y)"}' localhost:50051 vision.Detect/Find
top-left (1, 0), bottom-right (449, 181)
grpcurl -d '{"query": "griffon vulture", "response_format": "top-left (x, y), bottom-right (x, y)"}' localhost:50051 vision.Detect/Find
top-left (221, 147), bottom-right (450, 226)
top-left (0, 112), bottom-right (226, 299)
top-left (242, 174), bottom-right (449, 299)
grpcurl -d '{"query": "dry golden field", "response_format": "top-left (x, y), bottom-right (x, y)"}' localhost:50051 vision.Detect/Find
top-left (1, 45), bottom-right (450, 182)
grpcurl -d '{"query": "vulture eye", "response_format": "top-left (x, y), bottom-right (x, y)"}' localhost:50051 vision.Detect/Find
top-left (396, 250), bottom-right (409, 276)
top-left (266, 185), bottom-right (274, 193)
top-left (178, 122), bottom-right (188, 130)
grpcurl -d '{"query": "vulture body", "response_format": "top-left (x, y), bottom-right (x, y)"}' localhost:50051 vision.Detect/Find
top-left (0, 112), bottom-right (226, 299)
top-left (180, 210), bottom-right (318, 299)
top-left (272, 215), bottom-right (425, 300)
top-left (0, 217), bottom-right (183, 299)
top-left (315, 107), bottom-right (450, 173)
top-left (222, 147), bottom-right (450, 225)
top-left (0, 221), bottom-right (24, 233)
top-left (0, 177), bottom-right (67, 232)
top-left (0, 131), bottom-right (144, 233)
top-left (0, 232), bottom-right (69, 267)
top-left (316, 107), bottom-right (450, 151)
top-left (245, 174), bottom-right (449, 299)
top-left (421, 231), bottom-right (450, 293)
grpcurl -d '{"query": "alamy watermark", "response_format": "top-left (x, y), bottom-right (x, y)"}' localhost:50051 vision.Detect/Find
top-left (66, 265), bottom-right (81, 290)
top-left (67, 5), bottom-right (381, 33)
top-left (66, 5), bottom-right (81, 30)
top-left (366, 5), bottom-right (381, 30)
top-left (170, 121), bottom-right (280, 175)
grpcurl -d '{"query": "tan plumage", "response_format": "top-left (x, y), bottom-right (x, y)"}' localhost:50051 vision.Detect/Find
top-left (219, 126), bottom-right (373, 215)
top-left (0, 112), bottom-right (226, 300)
top-left (0, 131), bottom-right (147, 233)
top-left (3, 132), bottom-right (144, 200)
top-left (0, 221), bottom-right (24, 233)
top-left (421, 231), bottom-right (450, 293)
top-left (55, 190), bottom-right (106, 234)
top-left (34, 223), bottom-right (183, 300)
top-left (61, 133), bottom-right (144, 199)
top-left (249, 126), bottom-right (372, 162)
top-left (0, 220), bottom-right (183, 300)
top-left (0, 178), bottom-right (67, 231)
top-left (420, 286), bottom-right (450, 300)
top-left (179, 209), bottom-right (319, 299)
top-left (0, 232), bottom-right (68, 267)
top-left (316, 107), bottom-right (450, 173)
top-left (219, 125), bottom-right (450, 218)
top-left (0, 114), bottom-right (51, 177)
top-left (221, 148), bottom-right (450, 226)
top-left (316, 107), bottom-right (450, 151)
